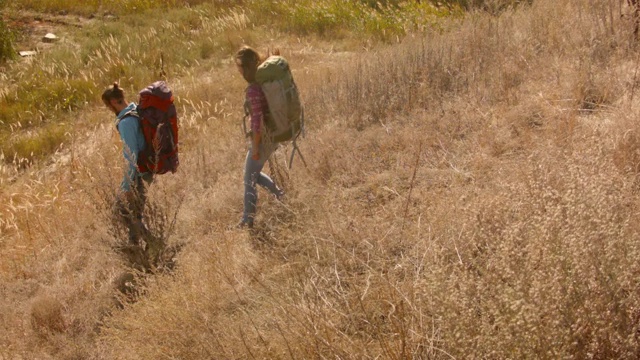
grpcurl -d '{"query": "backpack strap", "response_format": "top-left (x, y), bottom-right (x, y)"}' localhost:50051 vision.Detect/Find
top-left (288, 119), bottom-right (307, 169)
top-left (114, 109), bottom-right (140, 133)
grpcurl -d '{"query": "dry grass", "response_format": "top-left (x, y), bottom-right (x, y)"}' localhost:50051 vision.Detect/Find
top-left (4, 0), bottom-right (640, 358)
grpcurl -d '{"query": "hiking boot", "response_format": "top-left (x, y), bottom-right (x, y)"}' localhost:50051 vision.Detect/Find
top-left (236, 219), bottom-right (254, 229)
top-left (276, 189), bottom-right (285, 202)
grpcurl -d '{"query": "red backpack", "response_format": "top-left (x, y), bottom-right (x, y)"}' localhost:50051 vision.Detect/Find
top-left (135, 81), bottom-right (179, 175)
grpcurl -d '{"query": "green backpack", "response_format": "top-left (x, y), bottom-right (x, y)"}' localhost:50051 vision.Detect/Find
top-left (255, 55), bottom-right (304, 143)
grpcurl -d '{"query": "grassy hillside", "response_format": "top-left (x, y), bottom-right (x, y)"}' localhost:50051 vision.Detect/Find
top-left (0, 0), bottom-right (458, 167)
top-left (3, 0), bottom-right (640, 358)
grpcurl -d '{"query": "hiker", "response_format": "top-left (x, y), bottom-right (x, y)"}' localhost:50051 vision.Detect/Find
top-left (235, 46), bottom-right (285, 228)
top-left (102, 82), bottom-right (153, 245)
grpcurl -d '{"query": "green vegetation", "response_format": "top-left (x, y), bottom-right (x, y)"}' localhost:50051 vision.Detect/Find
top-left (0, 124), bottom-right (66, 167)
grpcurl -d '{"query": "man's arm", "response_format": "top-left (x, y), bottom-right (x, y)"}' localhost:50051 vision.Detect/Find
top-left (117, 116), bottom-right (141, 192)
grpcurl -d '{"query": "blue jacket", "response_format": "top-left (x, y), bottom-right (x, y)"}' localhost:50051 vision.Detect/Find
top-left (116, 103), bottom-right (146, 192)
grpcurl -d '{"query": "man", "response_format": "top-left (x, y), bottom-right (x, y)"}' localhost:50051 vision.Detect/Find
top-left (102, 82), bottom-right (153, 246)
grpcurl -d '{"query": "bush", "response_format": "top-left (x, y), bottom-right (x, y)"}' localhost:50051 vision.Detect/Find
top-left (0, 19), bottom-right (15, 63)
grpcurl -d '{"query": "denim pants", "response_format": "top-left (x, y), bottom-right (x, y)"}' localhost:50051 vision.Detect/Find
top-left (242, 142), bottom-right (281, 224)
top-left (116, 174), bottom-right (153, 244)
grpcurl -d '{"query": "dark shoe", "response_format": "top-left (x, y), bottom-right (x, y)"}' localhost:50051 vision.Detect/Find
top-left (118, 244), bottom-right (151, 272)
top-left (128, 233), bottom-right (140, 246)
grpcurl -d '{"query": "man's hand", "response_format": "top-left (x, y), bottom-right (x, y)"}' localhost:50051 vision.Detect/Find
top-left (119, 190), bottom-right (136, 205)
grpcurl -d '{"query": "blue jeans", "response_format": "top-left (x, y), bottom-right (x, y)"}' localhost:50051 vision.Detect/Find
top-left (242, 142), bottom-right (281, 224)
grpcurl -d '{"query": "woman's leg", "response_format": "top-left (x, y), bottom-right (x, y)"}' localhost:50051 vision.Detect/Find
top-left (242, 143), bottom-right (282, 225)
top-left (242, 149), bottom-right (260, 225)
top-left (256, 142), bottom-right (282, 197)
top-left (256, 170), bottom-right (281, 197)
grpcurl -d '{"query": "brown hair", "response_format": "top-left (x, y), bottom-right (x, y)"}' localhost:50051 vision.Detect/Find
top-left (235, 46), bottom-right (262, 72)
top-left (234, 45), bottom-right (281, 70)
top-left (101, 82), bottom-right (125, 105)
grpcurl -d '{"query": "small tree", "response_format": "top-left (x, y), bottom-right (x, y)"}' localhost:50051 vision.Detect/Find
top-left (0, 19), bottom-right (15, 63)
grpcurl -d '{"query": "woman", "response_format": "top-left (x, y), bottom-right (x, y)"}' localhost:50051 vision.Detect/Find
top-left (235, 46), bottom-right (284, 229)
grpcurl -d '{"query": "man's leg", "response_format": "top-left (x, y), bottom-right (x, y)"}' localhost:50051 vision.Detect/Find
top-left (114, 176), bottom-right (151, 270)
top-left (134, 174), bottom-right (165, 266)
top-left (115, 175), bottom-right (150, 244)
top-left (130, 175), bottom-right (149, 242)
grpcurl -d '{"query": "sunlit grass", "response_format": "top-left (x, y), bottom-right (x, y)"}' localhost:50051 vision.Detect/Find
top-left (0, 123), bottom-right (67, 166)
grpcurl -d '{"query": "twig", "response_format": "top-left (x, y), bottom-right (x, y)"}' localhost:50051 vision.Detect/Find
top-left (631, 49), bottom-right (640, 106)
top-left (402, 142), bottom-right (422, 231)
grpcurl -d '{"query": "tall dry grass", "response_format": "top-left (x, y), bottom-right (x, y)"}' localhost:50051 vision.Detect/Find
top-left (4, 0), bottom-right (640, 358)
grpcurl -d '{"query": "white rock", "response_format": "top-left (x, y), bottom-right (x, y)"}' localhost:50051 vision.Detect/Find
top-left (42, 33), bottom-right (59, 43)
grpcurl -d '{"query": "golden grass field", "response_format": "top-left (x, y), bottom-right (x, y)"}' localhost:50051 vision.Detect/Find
top-left (3, 0), bottom-right (640, 358)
